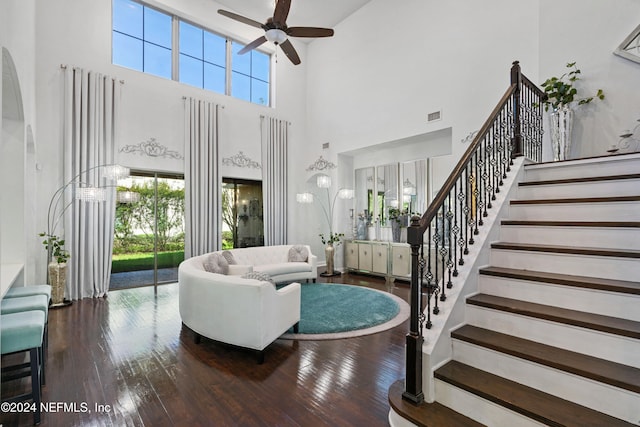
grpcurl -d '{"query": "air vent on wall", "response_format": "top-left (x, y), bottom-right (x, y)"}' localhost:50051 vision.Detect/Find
top-left (427, 111), bottom-right (442, 122)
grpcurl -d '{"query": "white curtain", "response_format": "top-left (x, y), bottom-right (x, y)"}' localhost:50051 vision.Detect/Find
top-left (62, 67), bottom-right (120, 299)
top-left (184, 98), bottom-right (220, 258)
top-left (261, 116), bottom-right (289, 245)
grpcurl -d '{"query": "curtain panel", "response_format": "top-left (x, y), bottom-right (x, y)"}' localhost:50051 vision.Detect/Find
top-left (62, 67), bottom-right (120, 299)
top-left (184, 98), bottom-right (221, 258)
top-left (261, 116), bottom-right (289, 246)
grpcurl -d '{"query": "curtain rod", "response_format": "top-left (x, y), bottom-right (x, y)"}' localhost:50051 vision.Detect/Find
top-left (260, 115), bottom-right (291, 125)
top-left (60, 64), bottom-right (125, 84)
top-left (181, 96), bottom-right (225, 109)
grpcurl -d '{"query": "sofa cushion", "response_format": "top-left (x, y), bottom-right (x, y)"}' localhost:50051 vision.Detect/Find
top-left (288, 245), bottom-right (309, 262)
top-left (241, 271), bottom-right (275, 285)
top-left (255, 262), bottom-right (312, 276)
top-left (203, 253), bottom-right (229, 275)
top-left (222, 250), bottom-right (236, 265)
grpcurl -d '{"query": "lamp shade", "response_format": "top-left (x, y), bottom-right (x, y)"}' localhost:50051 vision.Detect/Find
top-left (117, 190), bottom-right (140, 204)
top-left (75, 186), bottom-right (107, 202)
top-left (265, 28), bottom-right (287, 44)
top-left (338, 189), bottom-right (354, 199)
top-left (102, 164), bottom-right (130, 180)
top-left (296, 193), bottom-right (314, 204)
top-left (316, 175), bottom-right (331, 188)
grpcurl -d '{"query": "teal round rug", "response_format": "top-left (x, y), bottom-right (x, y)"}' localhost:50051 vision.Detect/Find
top-left (280, 283), bottom-right (410, 340)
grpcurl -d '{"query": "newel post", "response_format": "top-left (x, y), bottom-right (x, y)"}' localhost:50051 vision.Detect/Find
top-left (403, 215), bottom-right (424, 404)
top-left (511, 60), bottom-right (523, 158)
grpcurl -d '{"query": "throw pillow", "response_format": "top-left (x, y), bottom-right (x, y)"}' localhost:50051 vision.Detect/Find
top-left (241, 271), bottom-right (276, 285)
top-left (221, 250), bottom-right (236, 265)
top-left (202, 253), bottom-right (229, 275)
top-left (288, 245), bottom-right (309, 262)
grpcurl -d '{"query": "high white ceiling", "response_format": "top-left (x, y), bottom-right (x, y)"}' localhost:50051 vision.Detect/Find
top-left (215, 0), bottom-right (371, 33)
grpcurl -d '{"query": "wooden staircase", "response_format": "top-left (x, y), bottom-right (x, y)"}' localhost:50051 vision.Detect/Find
top-left (390, 154), bottom-right (640, 427)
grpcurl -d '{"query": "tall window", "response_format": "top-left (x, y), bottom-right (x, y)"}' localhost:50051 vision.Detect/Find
top-left (179, 21), bottom-right (226, 94)
top-left (232, 42), bottom-right (270, 106)
top-left (112, 0), bottom-right (172, 79)
top-left (112, 0), bottom-right (271, 106)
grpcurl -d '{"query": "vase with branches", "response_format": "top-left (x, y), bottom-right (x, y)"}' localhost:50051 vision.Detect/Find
top-left (537, 62), bottom-right (605, 161)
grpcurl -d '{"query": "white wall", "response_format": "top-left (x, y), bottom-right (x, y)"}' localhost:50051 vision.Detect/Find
top-left (539, 0), bottom-right (640, 159)
top-left (1, 0), bottom-right (38, 285)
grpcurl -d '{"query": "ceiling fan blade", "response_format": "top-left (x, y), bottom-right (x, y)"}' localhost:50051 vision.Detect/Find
top-left (218, 9), bottom-right (265, 29)
top-left (279, 39), bottom-right (301, 65)
top-left (273, 0), bottom-right (291, 25)
top-left (287, 27), bottom-right (334, 38)
top-left (238, 36), bottom-right (267, 55)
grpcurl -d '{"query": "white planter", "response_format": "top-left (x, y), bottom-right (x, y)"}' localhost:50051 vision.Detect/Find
top-left (48, 262), bottom-right (67, 305)
top-left (549, 106), bottom-right (574, 161)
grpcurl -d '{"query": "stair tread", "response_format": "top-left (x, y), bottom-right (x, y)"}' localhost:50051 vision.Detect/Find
top-left (519, 173), bottom-right (640, 187)
top-left (491, 241), bottom-right (640, 258)
top-left (479, 266), bottom-right (640, 295)
top-left (511, 195), bottom-right (640, 204)
top-left (435, 360), bottom-right (636, 427)
top-left (452, 325), bottom-right (640, 393)
top-left (501, 220), bottom-right (640, 228)
top-left (388, 380), bottom-right (485, 427)
top-left (467, 293), bottom-right (640, 339)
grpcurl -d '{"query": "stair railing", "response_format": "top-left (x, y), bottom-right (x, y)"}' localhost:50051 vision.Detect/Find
top-left (402, 61), bottom-right (546, 404)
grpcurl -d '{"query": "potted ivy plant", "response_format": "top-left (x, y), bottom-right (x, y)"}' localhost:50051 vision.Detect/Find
top-left (538, 62), bottom-right (605, 161)
top-left (39, 232), bottom-right (70, 305)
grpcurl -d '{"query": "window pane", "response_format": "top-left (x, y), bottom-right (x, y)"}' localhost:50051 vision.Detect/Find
top-left (232, 42), bottom-right (251, 74)
top-left (113, 32), bottom-right (143, 71)
top-left (179, 21), bottom-right (202, 59)
top-left (251, 51), bottom-right (269, 82)
top-left (204, 63), bottom-right (226, 94)
top-left (204, 32), bottom-right (226, 66)
top-left (251, 79), bottom-right (269, 106)
top-left (180, 54), bottom-right (203, 87)
top-left (232, 72), bottom-right (251, 101)
top-left (113, 0), bottom-right (142, 38)
top-left (144, 7), bottom-right (171, 48)
top-left (144, 43), bottom-right (171, 78)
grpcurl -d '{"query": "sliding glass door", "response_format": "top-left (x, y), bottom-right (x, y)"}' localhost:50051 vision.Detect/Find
top-left (221, 178), bottom-right (264, 249)
top-left (110, 171), bottom-right (185, 291)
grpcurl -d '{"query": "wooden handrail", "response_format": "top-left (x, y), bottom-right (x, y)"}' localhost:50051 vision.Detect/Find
top-left (411, 84), bottom-right (518, 237)
top-left (402, 61), bottom-right (545, 405)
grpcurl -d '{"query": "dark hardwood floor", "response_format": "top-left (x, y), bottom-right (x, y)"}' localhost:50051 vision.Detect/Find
top-left (1, 273), bottom-right (410, 426)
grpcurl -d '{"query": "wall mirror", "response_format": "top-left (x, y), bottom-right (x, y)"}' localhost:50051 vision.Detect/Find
top-left (402, 159), bottom-right (429, 216)
top-left (614, 24), bottom-right (640, 64)
top-left (354, 167), bottom-right (374, 223)
top-left (376, 163), bottom-right (399, 224)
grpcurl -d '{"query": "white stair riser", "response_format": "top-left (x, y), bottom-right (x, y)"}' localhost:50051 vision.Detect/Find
top-left (434, 379), bottom-right (547, 427)
top-left (524, 154), bottom-right (640, 181)
top-left (465, 305), bottom-right (639, 367)
top-left (507, 201), bottom-right (639, 221)
top-left (499, 225), bottom-right (640, 250)
top-left (452, 340), bottom-right (640, 423)
top-left (490, 249), bottom-right (638, 281)
top-left (478, 275), bottom-right (640, 322)
top-left (517, 179), bottom-right (640, 199)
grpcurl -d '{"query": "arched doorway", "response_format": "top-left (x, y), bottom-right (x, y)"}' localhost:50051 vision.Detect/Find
top-left (1, 47), bottom-right (26, 291)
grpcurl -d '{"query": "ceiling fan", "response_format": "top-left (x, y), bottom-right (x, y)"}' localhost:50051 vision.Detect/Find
top-left (218, 0), bottom-right (334, 65)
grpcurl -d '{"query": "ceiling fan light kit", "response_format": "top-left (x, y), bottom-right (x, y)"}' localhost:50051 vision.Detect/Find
top-left (265, 28), bottom-right (287, 44)
top-left (218, 0), bottom-right (334, 65)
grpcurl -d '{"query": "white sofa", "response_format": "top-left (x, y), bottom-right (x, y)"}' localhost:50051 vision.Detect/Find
top-left (223, 245), bottom-right (317, 284)
top-left (178, 245), bottom-right (315, 362)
